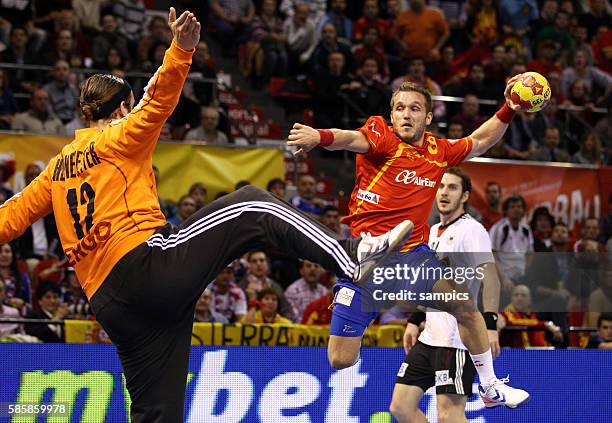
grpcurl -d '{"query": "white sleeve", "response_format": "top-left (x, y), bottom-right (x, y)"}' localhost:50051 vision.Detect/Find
top-left (489, 223), bottom-right (500, 252)
top-left (234, 289), bottom-right (248, 315)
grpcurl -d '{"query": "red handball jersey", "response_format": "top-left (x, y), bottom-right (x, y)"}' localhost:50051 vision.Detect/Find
top-left (341, 116), bottom-right (473, 250)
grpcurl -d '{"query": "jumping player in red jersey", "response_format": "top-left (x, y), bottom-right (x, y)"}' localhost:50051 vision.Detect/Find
top-left (287, 78), bottom-right (530, 408)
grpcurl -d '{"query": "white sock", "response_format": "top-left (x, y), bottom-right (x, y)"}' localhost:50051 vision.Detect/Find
top-left (470, 349), bottom-right (497, 386)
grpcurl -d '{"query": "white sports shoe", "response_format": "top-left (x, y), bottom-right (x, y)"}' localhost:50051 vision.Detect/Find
top-left (353, 220), bottom-right (414, 285)
top-left (479, 376), bottom-right (530, 408)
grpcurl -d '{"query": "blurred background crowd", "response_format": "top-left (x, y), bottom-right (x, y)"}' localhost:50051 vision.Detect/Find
top-left (0, 0), bottom-right (610, 350)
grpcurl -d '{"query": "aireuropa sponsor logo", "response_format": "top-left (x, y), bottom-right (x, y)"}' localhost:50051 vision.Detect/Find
top-left (395, 170), bottom-right (435, 188)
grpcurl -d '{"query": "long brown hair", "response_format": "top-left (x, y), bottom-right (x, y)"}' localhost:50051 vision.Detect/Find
top-left (79, 74), bottom-right (132, 121)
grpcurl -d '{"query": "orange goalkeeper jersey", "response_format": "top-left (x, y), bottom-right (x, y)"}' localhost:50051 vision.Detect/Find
top-left (0, 40), bottom-right (193, 299)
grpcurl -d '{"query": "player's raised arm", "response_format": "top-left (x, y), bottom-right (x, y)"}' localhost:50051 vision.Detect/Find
top-left (287, 123), bottom-right (371, 155)
top-left (463, 74), bottom-right (524, 160)
top-left (115, 8), bottom-right (200, 157)
top-left (0, 164), bottom-right (53, 243)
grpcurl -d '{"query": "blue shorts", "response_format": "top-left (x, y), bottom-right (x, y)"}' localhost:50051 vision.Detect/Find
top-left (330, 244), bottom-right (446, 337)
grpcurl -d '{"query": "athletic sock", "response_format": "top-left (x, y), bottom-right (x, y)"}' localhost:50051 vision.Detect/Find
top-left (470, 349), bottom-right (497, 386)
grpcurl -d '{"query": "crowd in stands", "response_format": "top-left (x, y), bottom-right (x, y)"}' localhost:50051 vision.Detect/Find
top-left (0, 1), bottom-right (608, 160)
top-left (0, 1), bottom-right (610, 348)
top-left (1, 158), bottom-right (611, 349)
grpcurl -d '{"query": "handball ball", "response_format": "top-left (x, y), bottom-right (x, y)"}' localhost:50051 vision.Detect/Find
top-left (510, 72), bottom-right (552, 113)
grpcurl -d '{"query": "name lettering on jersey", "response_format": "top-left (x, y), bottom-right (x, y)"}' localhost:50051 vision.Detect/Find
top-left (357, 188), bottom-right (380, 205)
top-left (65, 221), bottom-right (112, 266)
top-left (395, 170), bottom-right (435, 188)
top-left (52, 142), bottom-right (101, 182)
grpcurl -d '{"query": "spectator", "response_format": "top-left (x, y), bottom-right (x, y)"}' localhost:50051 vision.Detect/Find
top-left (456, 0), bottom-right (500, 67)
top-left (586, 265), bottom-right (612, 329)
top-left (241, 250), bottom-right (291, 317)
top-left (430, 45), bottom-right (458, 87)
top-left (561, 48), bottom-right (612, 103)
top-left (489, 194), bottom-right (534, 281)
top-left (351, 26), bottom-right (390, 83)
top-left (208, 265), bottom-right (248, 323)
top-left (59, 268), bottom-right (90, 320)
top-left (446, 121), bottom-right (464, 139)
top-left (266, 177), bottom-right (286, 199)
top-left (313, 51), bottom-right (351, 128)
top-left (578, 0), bottom-right (611, 41)
top-left (285, 260), bottom-right (327, 322)
top-left (11, 89), bottom-right (66, 136)
top-left (528, 97), bottom-right (567, 149)
top-left (393, 0), bottom-right (449, 62)
top-left (353, 0), bottom-right (392, 48)
top-left (42, 29), bottom-right (82, 68)
top-left (43, 59), bottom-right (79, 125)
top-left (390, 57), bottom-right (445, 119)
top-left (190, 41), bottom-right (218, 106)
top-left (184, 107), bottom-right (229, 145)
top-left (450, 94), bottom-right (487, 134)
top-left (188, 182), bottom-right (207, 210)
top-left (0, 279), bottom-right (21, 338)
top-left (345, 58), bottom-right (392, 119)
top-left (290, 174), bottom-right (328, 216)
top-left (49, 9), bottom-right (92, 61)
top-left (0, 69), bottom-right (17, 130)
top-left (137, 16), bottom-right (171, 68)
top-left (574, 217), bottom-right (607, 253)
top-left (92, 14), bottom-right (131, 69)
top-left (319, 0), bottom-right (352, 43)
top-left (300, 271), bottom-right (335, 325)
top-left (586, 312), bottom-right (612, 349)
top-left (500, 284), bottom-right (563, 347)
top-left (0, 156), bottom-right (15, 200)
top-left (280, 0), bottom-right (327, 29)
top-left (537, 10), bottom-right (574, 64)
top-left (591, 29), bottom-right (612, 75)
top-left (444, 62), bottom-right (499, 101)
top-left (311, 22), bottom-right (355, 77)
top-left (527, 40), bottom-right (562, 78)
top-left (529, 206), bottom-right (555, 252)
top-left (531, 0), bottom-right (559, 33)
top-left (320, 205), bottom-right (352, 237)
top-left (112, 0), bottom-right (146, 48)
top-left (72, 0), bottom-right (106, 34)
top-left (499, 0), bottom-right (538, 46)
top-left (144, 42), bottom-right (168, 73)
top-left (64, 106), bottom-right (86, 135)
top-left (1, 26), bottom-right (41, 93)
top-left (194, 288), bottom-right (230, 323)
top-left (572, 131), bottom-right (605, 164)
top-left (529, 127), bottom-right (570, 162)
top-left (25, 281), bottom-right (67, 343)
top-left (593, 106), bottom-right (611, 164)
top-left (15, 163), bottom-right (62, 261)
top-left (241, 287), bottom-right (292, 324)
top-left (283, 2), bottom-right (317, 73)
top-left (167, 195), bottom-right (197, 226)
top-left (210, 0), bottom-right (255, 56)
top-left (246, 0), bottom-right (288, 85)
top-left (0, 243), bottom-right (31, 310)
top-left (235, 180), bottom-right (250, 190)
top-left (105, 46), bottom-right (129, 73)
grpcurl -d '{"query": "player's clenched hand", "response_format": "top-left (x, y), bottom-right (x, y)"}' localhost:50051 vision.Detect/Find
top-left (504, 73), bottom-right (523, 111)
top-left (168, 7), bottom-right (201, 51)
top-left (403, 323), bottom-right (419, 354)
top-left (287, 123), bottom-right (320, 156)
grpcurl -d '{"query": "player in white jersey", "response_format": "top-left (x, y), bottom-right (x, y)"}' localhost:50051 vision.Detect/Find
top-left (391, 168), bottom-right (506, 423)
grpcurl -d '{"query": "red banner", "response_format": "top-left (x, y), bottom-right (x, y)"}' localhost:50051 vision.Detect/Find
top-left (461, 159), bottom-right (608, 231)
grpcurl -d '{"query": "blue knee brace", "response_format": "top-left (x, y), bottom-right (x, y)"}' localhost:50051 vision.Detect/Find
top-left (330, 278), bottom-right (378, 337)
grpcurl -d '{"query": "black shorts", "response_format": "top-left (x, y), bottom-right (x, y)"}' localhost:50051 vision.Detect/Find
top-left (396, 340), bottom-right (476, 396)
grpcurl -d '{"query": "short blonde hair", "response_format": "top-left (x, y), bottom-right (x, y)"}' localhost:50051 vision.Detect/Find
top-left (390, 81), bottom-right (432, 113)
